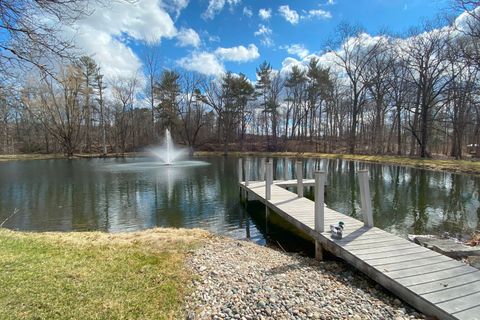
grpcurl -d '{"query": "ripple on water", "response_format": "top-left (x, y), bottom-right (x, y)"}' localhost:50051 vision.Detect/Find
top-left (101, 160), bottom-right (210, 171)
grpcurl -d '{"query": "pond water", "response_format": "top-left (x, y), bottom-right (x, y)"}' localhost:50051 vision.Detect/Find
top-left (0, 156), bottom-right (479, 244)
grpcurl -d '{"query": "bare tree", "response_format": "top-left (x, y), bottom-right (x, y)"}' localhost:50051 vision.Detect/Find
top-left (24, 65), bottom-right (85, 156)
top-left (402, 24), bottom-right (458, 157)
top-left (200, 73), bottom-right (254, 155)
top-left (330, 23), bottom-right (385, 153)
top-left (178, 72), bottom-right (207, 153)
top-left (111, 75), bottom-right (139, 154)
top-left (362, 38), bottom-right (393, 153)
top-left (95, 72), bottom-right (107, 155)
top-left (0, 0), bottom-right (91, 76)
top-left (143, 46), bottom-right (161, 141)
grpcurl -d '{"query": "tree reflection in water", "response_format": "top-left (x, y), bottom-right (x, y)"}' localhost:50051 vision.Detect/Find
top-left (0, 156), bottom-right (478, 239)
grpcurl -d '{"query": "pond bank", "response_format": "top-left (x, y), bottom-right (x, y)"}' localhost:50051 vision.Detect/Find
top-left (2, 151), bottom-right (479, 176)
top-left (0, 152), bottom-right (146, 162)
top-left (0, 228), bottom-right (423, 319)
top-left (195, 151), bottom-right (480, 176)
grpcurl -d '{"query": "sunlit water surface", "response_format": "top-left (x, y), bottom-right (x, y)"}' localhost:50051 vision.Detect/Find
top-left (0, 156), bottom-right (479, 244)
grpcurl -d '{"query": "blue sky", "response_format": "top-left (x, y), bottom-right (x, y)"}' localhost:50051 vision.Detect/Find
top-left (71, 0), bottom-right (452, 80)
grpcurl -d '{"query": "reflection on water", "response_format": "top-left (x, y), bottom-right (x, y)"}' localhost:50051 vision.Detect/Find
top-left (0, 157), bottom-right (262, 243)
top-left (243, 157), bottom-right (479, 236)
top-left (0, 156), bottom-right (479, 240)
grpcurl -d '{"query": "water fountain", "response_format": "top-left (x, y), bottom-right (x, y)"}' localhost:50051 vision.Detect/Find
top-left (151, 129), bottom-right (187, 165)
top-left (106, 129), bottom-right (208, 171)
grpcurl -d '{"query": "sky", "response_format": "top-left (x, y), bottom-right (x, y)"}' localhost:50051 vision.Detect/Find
top-left (68, 0), bottom-right (452, 81)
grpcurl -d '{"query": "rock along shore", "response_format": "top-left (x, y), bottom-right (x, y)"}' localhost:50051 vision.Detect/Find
top-left (186, 236), bottom-right (424, 320)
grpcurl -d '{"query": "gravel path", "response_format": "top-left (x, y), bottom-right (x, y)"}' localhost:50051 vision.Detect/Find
top-left (186, 237), bottom-right (425, 320)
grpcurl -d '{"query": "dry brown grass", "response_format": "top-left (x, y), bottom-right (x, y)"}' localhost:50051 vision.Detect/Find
top-left (194, 151), bottom-right (480, 175)
top-left (28, 227), bottom-right (211, 250)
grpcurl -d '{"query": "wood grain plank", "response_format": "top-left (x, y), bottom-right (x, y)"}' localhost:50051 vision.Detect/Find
top-left (354, 247), bottom-right (427, 260)
top-left (397, 265), bottom-right (480, 287)
top-left (343, 240), bottom-right (415, 252)
top-left (407, 271), bottom-right (480, 295)
top-left (375, 254), bottom-right (452, 273)
top-left (437, 291), bottom-right (480, 315)
top-left (368, 251), bottom-right (442, 266)
top-left (422, 279), bottom-right (480, 304)
top-left (452, 304), bottom-right (480, 320)
top-left (386, 260), bottom-right (463, 279)
top-left (349, 243), bottom-right (418, 255)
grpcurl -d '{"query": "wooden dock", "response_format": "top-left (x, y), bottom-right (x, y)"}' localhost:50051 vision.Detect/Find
top-left (239, 165), bottom-right (480, 320)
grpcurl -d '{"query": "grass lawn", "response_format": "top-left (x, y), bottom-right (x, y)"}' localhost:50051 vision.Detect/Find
top-left (0, 228), bottom-right (208, 320)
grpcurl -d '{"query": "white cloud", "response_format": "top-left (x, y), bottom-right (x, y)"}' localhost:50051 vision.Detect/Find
top-left (306, 9), bottom-right (332, 19)
top-left (162, 0), bottom-right (190, 19)
top-left (215, 44), bottom-right (260, 62)
top-left (282, 44), bottom-right (310, 59)
top-left (254, 24), bottom-right (273, 46)
top-left (254, 24), bottom-right (271, 37)
top-left (453, 6), bottom-right (480, 35)
top-left (177, 51), bottom-right (225, 76)
top-left (243, 6), bottom-right (253, 17)
top-left (279, 53), bottom-right (338, 78)
top-left (277, 5), bottom-right (331, 25)
top-left (202, 0), bottom-right (225, 19)
top-left (259, 8), bottom-right (272, 20)
top-left (209, 35), bottom-right (221, 42)
top-left (278, 5), bottom-right (299, 24)
top-left (327, 0), bottom-right (335, 5)
top-left (80, 0), bottom-right (177, 44)
top-left (177, 43), bottom-right (259, 76)
top-left (176, 28), bottom-right (201, 47)
top-left (280, 57), bottom-right (307, 76)
top-left (202, 0), bottom-right (241, 20)
top-left (63, 0), bottom-right (182, 80)
top-left (75, 26), bottom-right (143, 79)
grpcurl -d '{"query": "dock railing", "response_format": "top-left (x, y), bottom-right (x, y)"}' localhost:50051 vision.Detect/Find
top-left (358, 170), bottom-right (373, 227)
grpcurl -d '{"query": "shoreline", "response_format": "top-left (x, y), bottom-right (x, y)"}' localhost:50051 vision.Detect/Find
top-left (195, 151), bottom-right (480, 176)
top-left (187, 235), bottom-right (424, 319)
top-left (1, 151), bottom-right (479, 176)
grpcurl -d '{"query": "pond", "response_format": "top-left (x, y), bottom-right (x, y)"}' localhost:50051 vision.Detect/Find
top-left (0, 156), bottom-right (479, 244)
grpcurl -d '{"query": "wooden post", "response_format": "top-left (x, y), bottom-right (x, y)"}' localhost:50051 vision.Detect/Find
top-left (245, 159), bottom-right (250, 186)
top-left (314, 171), bottom-right (326, 233)
top-left (265, 161), bottom-right (273, 234)
top-left (238, 158), bottom-right (242, 183)
top-left (358, 170), bottom-right (373, 227)
top-left (260, 158), bottom-right (266, 181)
top-left (238, 158), bottom-right (243, 202)
top-left (296, 161), bottom-right (303, 198)
top-left (266, 161), bottom-right (273, 201)
top-left (314, 171), bottom-right (326, 260)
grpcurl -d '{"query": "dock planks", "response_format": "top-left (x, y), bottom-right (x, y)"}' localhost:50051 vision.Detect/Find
top-left (240, 180), bottom-right (480, 320)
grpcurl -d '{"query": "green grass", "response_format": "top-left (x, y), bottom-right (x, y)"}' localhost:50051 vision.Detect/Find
top-left (0, 228), bottom-right (208, 320)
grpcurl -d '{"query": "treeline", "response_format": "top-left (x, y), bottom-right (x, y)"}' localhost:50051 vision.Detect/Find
top-left (1, 2), bottom-right (480, 158)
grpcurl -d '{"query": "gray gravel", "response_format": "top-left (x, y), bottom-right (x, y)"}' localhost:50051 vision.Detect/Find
top-left (186, 236), bottom-right (424, 320)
